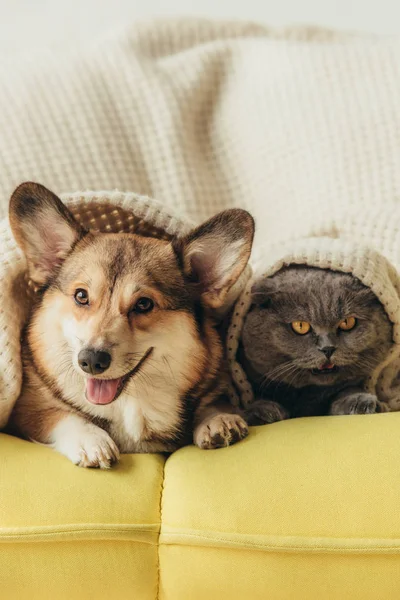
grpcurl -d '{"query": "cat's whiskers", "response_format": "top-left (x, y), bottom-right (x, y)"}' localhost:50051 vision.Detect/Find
top-left (352, 356), bottom-right (377, 374)
top-left (261, 361), bottom-right (295, 382)
top-left (260, 361), bottom-right (300, 391)
top-left (283, 365), bottom-right (304, 388)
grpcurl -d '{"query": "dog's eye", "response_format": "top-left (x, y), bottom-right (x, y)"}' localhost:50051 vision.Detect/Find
top-left (74, 289), bottom-right (89, 305)
top-left (133, 297), bottom-right (154, 313)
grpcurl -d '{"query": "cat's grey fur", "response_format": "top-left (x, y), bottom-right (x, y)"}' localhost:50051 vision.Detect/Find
top-left (241, 266), bottom-right (393, 423)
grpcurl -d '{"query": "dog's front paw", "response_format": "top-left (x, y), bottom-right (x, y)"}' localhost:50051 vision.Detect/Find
top-left (330, 393), bottom-right (378, 416)
top-left (194, 413), bottom-right (248, 449)
top-left (53, 417), bottom-right (120, 468)
top-left (245, 399), bottom-right (289, 425)
top-left (76, 428), bottom-right (120, 469)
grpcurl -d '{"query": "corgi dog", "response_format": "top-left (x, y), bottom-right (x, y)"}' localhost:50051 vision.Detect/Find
top-left (8, 183), bottom-right (254, 468)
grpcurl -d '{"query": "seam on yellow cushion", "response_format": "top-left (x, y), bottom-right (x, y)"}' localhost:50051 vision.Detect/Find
top-left (0, 523), bottom-right (159, 543)
top-left (160, 527), bottom-right (400, 554)
top-left (156, 457), bottom-right (166, 600)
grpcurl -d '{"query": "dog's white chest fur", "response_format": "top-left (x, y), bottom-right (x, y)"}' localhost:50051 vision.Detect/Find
top-left (119, 399), bottom-right (144, 443)
top-left (111, 396), bottom-right (152, 452)
top-left (98, 384), bottom-right (182, 453)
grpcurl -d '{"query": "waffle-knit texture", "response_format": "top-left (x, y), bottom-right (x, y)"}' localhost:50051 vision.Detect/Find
top-left (1, 19), bottom-right (400, 250)
top-left (2, 19), bottom-right (400, 417)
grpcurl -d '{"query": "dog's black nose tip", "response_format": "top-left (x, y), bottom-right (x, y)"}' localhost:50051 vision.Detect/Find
top-left (78, 349), bottom-right (111, 375)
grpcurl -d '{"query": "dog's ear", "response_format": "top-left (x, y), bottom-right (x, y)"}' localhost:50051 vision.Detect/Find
top-left (174, 209), bottom-right (254, 308)
top-left (9, 182), bottom-right (86, 285)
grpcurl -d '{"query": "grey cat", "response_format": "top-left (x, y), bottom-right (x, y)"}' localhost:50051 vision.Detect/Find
top-left (240, 266), bottom-right (393, 424)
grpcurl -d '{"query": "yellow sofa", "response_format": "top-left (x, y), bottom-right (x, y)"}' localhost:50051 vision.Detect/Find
top-left (2, 413), bottom-right (400, 599)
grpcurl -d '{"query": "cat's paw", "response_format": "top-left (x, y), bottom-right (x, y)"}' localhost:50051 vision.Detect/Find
top-left (330, 393), bottom-right (378, 416)
top-left (52, 418), bottom-right (120, 469)
top-left (194, 413), bottom-right (248, 449)
top-left (245, 399), bottom-right (289, 425)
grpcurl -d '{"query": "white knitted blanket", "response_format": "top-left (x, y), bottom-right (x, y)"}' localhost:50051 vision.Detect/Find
top-left (2, 18), bottom-right (400, 422)
top-left (1, 19), bottom-right (400, 245)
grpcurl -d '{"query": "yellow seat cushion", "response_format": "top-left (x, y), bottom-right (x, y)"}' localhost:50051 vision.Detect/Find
top-left (0, 433), bottom-right (165, 600)
top-left (160, 413), bottom-right (400, 600)
top-left (4, 415), bottom-right (400, 599)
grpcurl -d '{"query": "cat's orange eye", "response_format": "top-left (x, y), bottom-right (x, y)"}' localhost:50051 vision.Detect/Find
top-left (291, 321), bottom-right (311, 335)
top-left (338, 316), bottom-right (357, 331)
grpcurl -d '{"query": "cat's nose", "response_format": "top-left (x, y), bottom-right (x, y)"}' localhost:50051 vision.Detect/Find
top-left (320, 346), bottom-right (336, 360)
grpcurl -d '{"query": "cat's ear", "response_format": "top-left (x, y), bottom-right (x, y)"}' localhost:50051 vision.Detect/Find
top-left (251, 276), bottom-right (276, 307)
top-left (9, 182), bottom-right (86, 285)
top-left (174, 209), bottom-right (254, 308)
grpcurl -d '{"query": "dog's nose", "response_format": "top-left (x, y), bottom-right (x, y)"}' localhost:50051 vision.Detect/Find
top-left (320, 346), bottom-right (336, 360)
top-left (78, 349), bottom-right (111, 375)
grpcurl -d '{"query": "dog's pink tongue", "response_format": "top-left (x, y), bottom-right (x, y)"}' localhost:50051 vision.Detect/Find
top-left (86, 378), bottom-right (120, 405)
